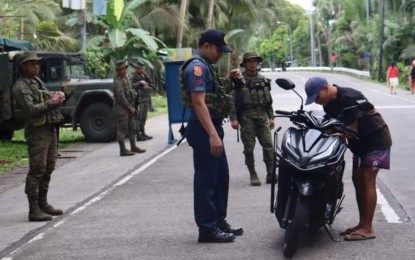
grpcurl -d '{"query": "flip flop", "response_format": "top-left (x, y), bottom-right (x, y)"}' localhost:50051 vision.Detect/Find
top-left (339, 228), bottom-right (355, 236)
top-left (344, 232), bottom-right (376, 241)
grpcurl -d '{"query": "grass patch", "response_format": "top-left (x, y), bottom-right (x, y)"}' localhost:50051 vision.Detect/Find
top-left (0, 128), bottom-right (85, 175)
top-left (148, 94), bottom-right (168, 117)
top-left (0, 94), bottom-right (167, 175)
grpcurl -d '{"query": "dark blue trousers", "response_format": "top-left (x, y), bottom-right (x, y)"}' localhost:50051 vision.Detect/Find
top-left (186, 120), bottom-right (229, 233)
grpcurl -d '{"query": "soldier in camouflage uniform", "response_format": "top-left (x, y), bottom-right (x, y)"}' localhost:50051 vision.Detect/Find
top-left (131, 61), bottom-right (155, 141)
top-left (12, 52), bottom-right (65, 221)
top-left (230, 52), bottom-right (276, 186)
top-left (112, 60), bottom-right (145, 156)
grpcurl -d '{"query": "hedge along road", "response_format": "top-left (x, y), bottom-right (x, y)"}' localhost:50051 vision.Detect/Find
top-left (0, 72), bottom-right (414, 259)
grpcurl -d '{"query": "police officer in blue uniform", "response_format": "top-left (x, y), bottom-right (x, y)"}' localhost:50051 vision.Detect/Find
top-left (180, 29), bottom-right (244, 243)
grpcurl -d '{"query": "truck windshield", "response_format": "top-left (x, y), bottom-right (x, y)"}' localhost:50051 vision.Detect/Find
top-left (65, 60), bottom-right (89, 80)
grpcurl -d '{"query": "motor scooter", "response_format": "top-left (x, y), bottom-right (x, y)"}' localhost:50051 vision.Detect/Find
top-left (270, 78), bottom-right (364, 258)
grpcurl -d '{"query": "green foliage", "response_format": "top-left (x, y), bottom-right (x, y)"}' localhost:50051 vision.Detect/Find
top-left (34, 21), bottom-right (79, 51)
top-left (149, 94), bottom-right (167, 117)
top-left (84, 49), bottom-right (111, 78)
top-left (257, 26), bottom-right (289, 66)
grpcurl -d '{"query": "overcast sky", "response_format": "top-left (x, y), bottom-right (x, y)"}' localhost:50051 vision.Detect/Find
top-left (287, 0), bottom-right (313, 11)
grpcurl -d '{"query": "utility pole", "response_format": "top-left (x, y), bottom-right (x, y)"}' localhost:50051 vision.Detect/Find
top-left (79, 9), bottom-right (87, 52)
top-left (309, 11), bottom-right (316, 66)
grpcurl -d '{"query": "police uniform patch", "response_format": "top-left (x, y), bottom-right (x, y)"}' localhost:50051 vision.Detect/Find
top-left (193, 65), bottom-right (203, 77)
top-left (195, 78), bottom-right (203, 85)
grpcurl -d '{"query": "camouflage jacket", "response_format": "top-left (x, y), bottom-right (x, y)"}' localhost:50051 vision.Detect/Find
top-left (233, 72), bottom-right (273, 119)
top-left (112, 76), bottom-right (136, 116)
top-left (131, 73), bottom-right (155, 103)
top-left (12, 76), bottom-right (62, 127)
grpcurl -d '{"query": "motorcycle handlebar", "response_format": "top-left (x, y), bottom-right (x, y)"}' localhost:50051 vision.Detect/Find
top-left (274, 110), bottom-right (292, 116)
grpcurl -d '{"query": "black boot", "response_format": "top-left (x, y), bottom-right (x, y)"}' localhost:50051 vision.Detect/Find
top-left (39, 189), bottom-right (63, 216)
top-left (266, 163), bottom-right (278, 184)
top-left (27, 195), bottom-right (52, 221)
top-left (136, 132), bottom-right (147, 142)
top-left (142, 131), bottom-right (153, 140)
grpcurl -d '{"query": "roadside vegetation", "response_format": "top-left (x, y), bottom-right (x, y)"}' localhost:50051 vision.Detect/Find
top-left (0, 95), bottom-right (167, 175)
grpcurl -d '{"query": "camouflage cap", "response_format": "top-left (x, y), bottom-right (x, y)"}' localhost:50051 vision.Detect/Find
top-left (115, 60), bottom-right (128, 71)
top-left (131, 61), bottom-right (144, 68)
top-left (240, 51), bottom-right (263, 67)
top-left (17, 52), bottom-right (42, 66)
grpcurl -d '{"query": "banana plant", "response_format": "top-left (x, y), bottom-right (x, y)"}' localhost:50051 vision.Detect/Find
top-left (104, 0), bottom-right (165, 59)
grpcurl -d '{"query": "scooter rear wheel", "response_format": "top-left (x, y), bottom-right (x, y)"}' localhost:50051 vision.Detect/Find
top-left (283, 194), bottom-right (311, 258)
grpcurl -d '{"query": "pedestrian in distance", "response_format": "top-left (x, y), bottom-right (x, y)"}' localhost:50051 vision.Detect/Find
top-left (408, 60), bottom-right (415, 94)
top-left (304, 77), bottom-right (392, 241)
top-left (12, 52), bottom-right (65, 221)
top-left (112, 60), bottom-right (145, 156)
top-left (231, 51), bottom-right (276, 186)
top-left (131, 61), bottom-right (155, 141)
top-left (386, 61), bottom-right (399, 95)
top-left (179, 28), bottom-right (244, 243)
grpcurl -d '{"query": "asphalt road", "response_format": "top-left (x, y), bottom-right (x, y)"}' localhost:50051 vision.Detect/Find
top-left (1, 71), bottom-right (414, 260)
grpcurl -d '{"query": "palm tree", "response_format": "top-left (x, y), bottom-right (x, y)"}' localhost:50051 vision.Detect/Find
top-left (177, 0), bottom-right (188, 48)
top-left (7, 0), bottom-right (61, 40)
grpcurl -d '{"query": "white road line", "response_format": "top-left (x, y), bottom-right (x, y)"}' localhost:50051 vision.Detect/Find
top-left (2, 144), bottom-right (179, 260)
top-left (377, 187), bottom-right (401, 223)
top-left (28, 233), bottom-right (45, 244)
top-left (376, 105), bottom-right (415, 109)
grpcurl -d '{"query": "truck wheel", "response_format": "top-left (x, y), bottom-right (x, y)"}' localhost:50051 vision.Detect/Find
top-left (79, 103), bottom-right (115, 142)
top-left (0, 129), bottom-right (14, 141)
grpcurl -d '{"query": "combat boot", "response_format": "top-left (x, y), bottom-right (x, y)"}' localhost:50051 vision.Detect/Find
top-left (266, 163), bottom-right (278, 184)
top-left (250, 173), bottom-right (261, 186)
top-left (136, 132), bottom-right (147, 142)
top-left (142, 130), bottom-right (153, 140)
top-left (129, 136), bottom-right (146, 153)
top-left (130, 144), bottom-right (146, 153)
top-left (27, 195), bottom-right (52, 222)
top-left (247, 165), bottom-right (261, 186)
top-left (119, 141), bottom-right (135, 156)
top-left (39, 189), bottom-right (63, 216)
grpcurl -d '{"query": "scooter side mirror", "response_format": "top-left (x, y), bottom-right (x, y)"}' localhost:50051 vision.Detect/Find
top-left (275, 78), bottom-right (295, 90)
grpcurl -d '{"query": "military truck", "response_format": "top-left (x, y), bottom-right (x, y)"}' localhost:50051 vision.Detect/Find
top-left (0, 38), bottom-right (116, 142)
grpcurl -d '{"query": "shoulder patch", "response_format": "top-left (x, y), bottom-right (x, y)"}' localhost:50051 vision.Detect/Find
top-left (193, 65), bottom-right (203, 77)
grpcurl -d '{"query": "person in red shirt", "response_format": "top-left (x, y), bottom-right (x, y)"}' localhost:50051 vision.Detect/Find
top-left (386, 61), bottom-right (399, 95)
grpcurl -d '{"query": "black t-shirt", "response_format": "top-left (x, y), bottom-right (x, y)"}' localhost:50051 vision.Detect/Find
top-left (323, 85), bottom-right (392, 155)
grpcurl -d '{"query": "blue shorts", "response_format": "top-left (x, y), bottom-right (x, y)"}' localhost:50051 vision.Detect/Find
top-left (353, 149), bottom-right (390, 170)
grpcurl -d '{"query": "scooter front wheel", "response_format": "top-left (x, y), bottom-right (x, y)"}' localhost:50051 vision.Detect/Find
top-left (283, 194), bottom-right (311, 258)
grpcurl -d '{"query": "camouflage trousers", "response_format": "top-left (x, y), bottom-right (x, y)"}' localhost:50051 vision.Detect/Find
top-left (24, 124), bottom-right (57, 196)
top-left (239, 111), bottom-right (273, 173)
top-left (115, 112), bottom-right (136, 142)
top-left (136, 101), bottom-right (150, 132)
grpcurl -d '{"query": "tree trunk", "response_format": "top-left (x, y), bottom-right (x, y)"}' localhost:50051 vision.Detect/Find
top-left (20, 16), bottom-right (24, 40)
top-left (206, 0), bottom-right (215, 29)
top-left (176, 0), bottom-right (188, 48)
top-left (317, 34), bottom-right (323, 66)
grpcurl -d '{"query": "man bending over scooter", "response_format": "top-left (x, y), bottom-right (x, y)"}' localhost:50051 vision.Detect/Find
top-left (304, 77), bottom-right (392, 241)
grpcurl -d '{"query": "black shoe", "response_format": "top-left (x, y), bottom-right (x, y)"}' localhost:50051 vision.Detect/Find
top-left (198, 228), bottom-right (235, 243)
top-left (266, 174), bottom-right (278, 184)
top-left (218, 222), bottom-right (244, 236)
top-left (137, 135), bottom-right (147, 142)
top-left (143, 134), bottom-right (153, 140)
